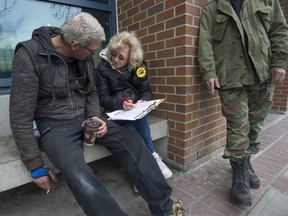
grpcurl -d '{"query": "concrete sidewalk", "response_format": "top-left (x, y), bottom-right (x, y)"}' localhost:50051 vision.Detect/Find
top-left (0, 112), bottom-right (288, 216)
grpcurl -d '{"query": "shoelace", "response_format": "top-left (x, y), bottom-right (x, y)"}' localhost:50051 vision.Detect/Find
top-left (173, 199), bottom-right (185, 216)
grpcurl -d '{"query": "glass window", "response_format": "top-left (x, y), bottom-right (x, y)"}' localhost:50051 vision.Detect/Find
top-left (0, 0), bottom-right (116, 94)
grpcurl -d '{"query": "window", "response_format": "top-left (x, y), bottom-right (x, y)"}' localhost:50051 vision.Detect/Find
top-left (0, 0), bottom-right (116, 94)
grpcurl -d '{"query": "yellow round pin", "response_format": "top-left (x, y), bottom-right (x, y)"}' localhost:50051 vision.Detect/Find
top-left (136, 67), bottom-right (146, 78)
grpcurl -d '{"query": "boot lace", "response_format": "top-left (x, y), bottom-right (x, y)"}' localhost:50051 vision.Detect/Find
top-left (172, 199), bottom-right (185, 216)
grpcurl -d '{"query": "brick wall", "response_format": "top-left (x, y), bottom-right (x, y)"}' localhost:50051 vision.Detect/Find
top-left (116, 0), bottom-right (288, 170)
top-left (117, 0), bottom-right (226, 170)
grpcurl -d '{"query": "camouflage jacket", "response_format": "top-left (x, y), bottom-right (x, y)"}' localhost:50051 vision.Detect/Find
top-left (198, 0), bottom-right (288, 89)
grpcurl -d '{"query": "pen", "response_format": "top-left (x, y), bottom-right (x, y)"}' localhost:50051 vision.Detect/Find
top-left (123, 97), bottom-right (130, 103)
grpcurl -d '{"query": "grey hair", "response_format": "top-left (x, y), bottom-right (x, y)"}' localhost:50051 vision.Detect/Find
top-left (61, 12), bottom-right (106, 46)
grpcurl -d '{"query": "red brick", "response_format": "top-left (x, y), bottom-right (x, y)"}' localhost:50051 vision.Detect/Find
top-left (166, 0), bottom-right (185, 9)
top-left (127, 6), bottom-right (140, 18)
top-left (139, 0), bottom-right (155, 11)
top-left (156, 9), bottom-right (174, 22)
top-left (148, 2), bottom-right (164, 17)
top-left (134, 11), bottom-right (147, 22)
top-left (148, 22), bottom-right (165, 34)
top-left (202, 195), bottom-right (242, 215)
top-left (272, 176), bottom-right (288, 193)
top-left (156, 29), bottom-right (175, 41)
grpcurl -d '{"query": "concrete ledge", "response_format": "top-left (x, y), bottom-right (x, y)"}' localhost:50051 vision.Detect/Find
top-left (0, 116), bottom-right (168, 193)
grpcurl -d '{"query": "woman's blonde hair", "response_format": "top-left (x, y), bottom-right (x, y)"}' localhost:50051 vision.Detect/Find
top-left (106, 31), bottom-right (143, 69)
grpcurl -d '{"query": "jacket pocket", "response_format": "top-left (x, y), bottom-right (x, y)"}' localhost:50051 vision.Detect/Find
top-left (212, 14), bottom-right (230, 41)
top-left (256, 6), bottom-right (272, 32)
top-left (35, 120), bottom-right (51, 137)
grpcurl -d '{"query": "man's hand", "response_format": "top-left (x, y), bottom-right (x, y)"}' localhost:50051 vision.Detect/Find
top-left (205, 78), bottom-right (220, 95)
top-left (33, 170), bottom-right (57, 191)
top-left (271, 67), bottom-right (286, 84)
top-left (89, 116), bottom-right (107, 138)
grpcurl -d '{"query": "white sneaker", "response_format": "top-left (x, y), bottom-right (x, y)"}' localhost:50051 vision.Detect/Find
top-left (152, 152), bottom-right (173, 179)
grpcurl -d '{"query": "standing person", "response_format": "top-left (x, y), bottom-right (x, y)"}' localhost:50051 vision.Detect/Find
top-left (95, 31), bottom-right (173, 179)
top-left (9, 12), bottom-right (184, 216)
top-left (198, 0), bottom-right (288, 206)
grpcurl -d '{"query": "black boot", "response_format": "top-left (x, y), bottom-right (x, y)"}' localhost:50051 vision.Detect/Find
top-left (247, 156), bottom-right (260, 189)
top-left (230, 157), bottom-right (252, 206)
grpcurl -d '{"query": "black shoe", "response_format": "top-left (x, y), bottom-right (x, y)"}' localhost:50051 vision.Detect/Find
top-left (247, 156), bottom-right (260, 189)
top-left (230, 157), bottom-right (252, 206)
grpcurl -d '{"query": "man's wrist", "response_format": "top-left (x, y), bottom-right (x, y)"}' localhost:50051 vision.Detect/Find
top-left (31, 167), bottom-right (50, 178)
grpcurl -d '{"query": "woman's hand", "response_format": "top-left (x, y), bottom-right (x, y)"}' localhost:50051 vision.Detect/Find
top-left (136, 100), bottom-right (146, 104)
top-left (123, 100), bottom-right (136, 111)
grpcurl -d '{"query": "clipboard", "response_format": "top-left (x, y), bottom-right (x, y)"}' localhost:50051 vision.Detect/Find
top-left (106, 99), bottom-right (164, 121)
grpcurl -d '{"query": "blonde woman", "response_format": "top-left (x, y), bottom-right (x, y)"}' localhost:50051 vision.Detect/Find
top-left (95, 31), bottom-right (172, 179)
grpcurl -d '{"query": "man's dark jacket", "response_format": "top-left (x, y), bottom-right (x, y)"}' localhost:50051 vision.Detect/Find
top-left (9, 26), bottom-right (100, 170)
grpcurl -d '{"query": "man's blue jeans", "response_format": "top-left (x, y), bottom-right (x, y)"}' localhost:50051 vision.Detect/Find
top-left (116, 115), bottom-right (155, 153)
top-left (36, 116), bottom-right (173, 216)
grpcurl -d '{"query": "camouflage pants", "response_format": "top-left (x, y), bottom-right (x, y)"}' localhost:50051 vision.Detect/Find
top-left (219, 82), bottom-right (274, 159)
